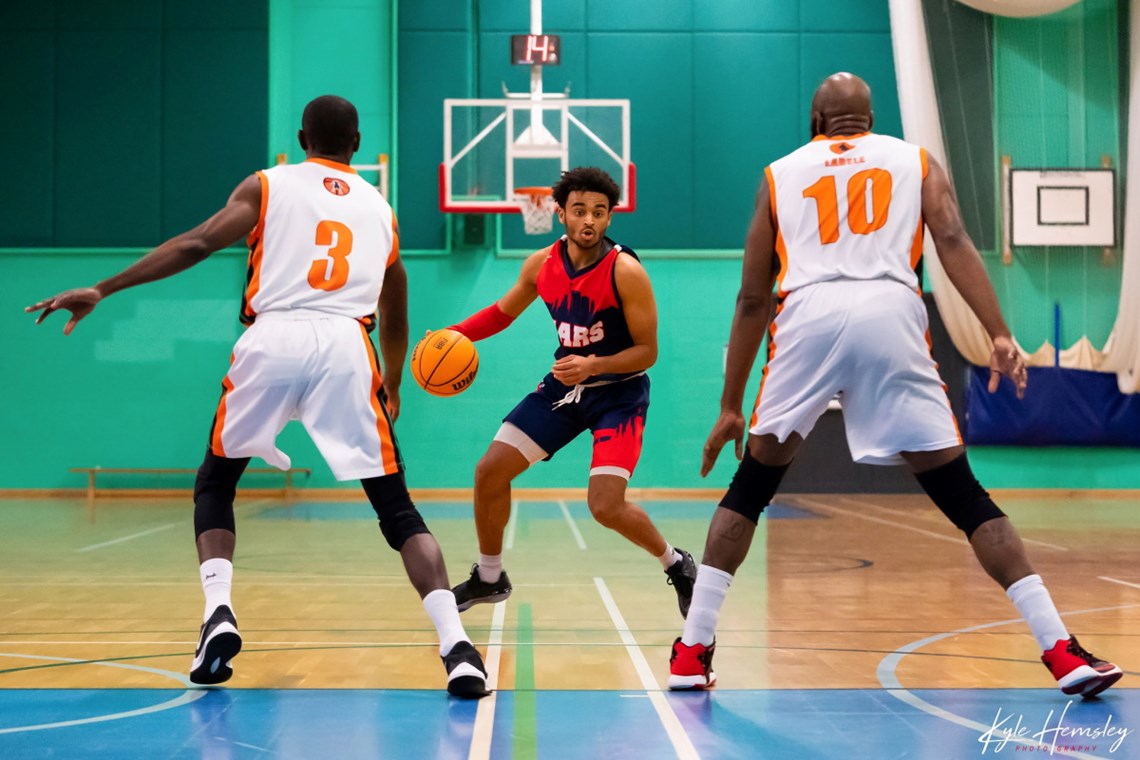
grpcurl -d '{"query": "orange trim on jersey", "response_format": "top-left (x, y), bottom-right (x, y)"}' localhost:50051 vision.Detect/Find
top-left (359, 324), bottom-right (400, 474)
top-left (910, 215), bottom-right (925, 270)
top-left (387, 213), bottom-right (400, 267)
top-left (210, 356), bottom-right (237, 457)
top-left (242, 171), bottom-right (269, 321)
top-left (748, 302), bottom-right (785, 428)
top-left (765, 166), bottom-right (789, 295)
top-left (919, 147), bottom-right (930, 179)
top-left (924, 325), bottom-right (964, 446)
top-left (811, 132), bottom-right (871, 142)
top-left (305, 157), bottom-right (358, 174)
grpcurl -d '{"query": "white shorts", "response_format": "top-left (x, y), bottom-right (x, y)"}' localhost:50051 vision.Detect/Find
top-left (750, 279), bottom-right (962, 465)
top-left (208, 310), bottom-right (401, 481)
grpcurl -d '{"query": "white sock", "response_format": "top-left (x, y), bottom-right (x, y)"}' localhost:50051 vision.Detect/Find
top-left (477, 554), bottom-right (503, 584)
top-left (1006, 574), bottom-right (1069, 650)
top-left (200, 558), bottom-right (233, 622)
top-left (657, 543), bottom-right (681, 570)
top-left (423, 589), bottom-right (469, 656)
top-left (681, 565), bottom-right (733, 647)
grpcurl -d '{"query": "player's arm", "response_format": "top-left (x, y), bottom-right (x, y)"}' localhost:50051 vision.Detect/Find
top-left (447, 248), bottom-right (544, 340)
top-left (922, 155), bottom-right (1026, 398)
top-left (702, 175), bottom-right (779, 477)
top-left (551, 253), bottom-right (657, 385)
top-left (378, 220), bottom-right (409, 420)
top-left (26, 174), bottom-right (262, 334)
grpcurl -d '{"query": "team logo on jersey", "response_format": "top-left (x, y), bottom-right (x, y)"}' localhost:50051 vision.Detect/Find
top-left (830, 142), bottom-right (856, 154)
top-left (556, 319), bottom-right (605, 348)
top-left (323, 177), bottom-right (350, 196)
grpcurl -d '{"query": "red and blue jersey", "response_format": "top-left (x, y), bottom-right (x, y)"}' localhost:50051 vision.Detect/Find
top-left (536, 237), bottom-right (639, 383)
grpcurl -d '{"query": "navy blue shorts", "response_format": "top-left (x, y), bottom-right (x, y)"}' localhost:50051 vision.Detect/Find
top-left (502, 374), bottom-right (650, 478)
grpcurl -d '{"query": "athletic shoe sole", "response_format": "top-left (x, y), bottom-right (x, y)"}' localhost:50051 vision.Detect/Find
top-left (455, 590), bottom-right (511, 612)
top-left (667, 671), bottom-right (717, 690)
top-left (190, 622), bottom-right (242, 685)
top-left (1058, 665), bottom-right (1123, 698)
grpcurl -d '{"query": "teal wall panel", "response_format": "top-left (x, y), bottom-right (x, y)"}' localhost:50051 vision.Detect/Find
top-left (800, 0), bottom-right (890, 31)
top-left (0, 1), bottom-right (267, 247)
top-left (0, 32), bottom-right (55, 245)
top-left (694, 1), bottom-right (798, 31)
top-left (586, 0), bottom-right (693, 31)
top-left (800, 33), bottom-right (902, 140)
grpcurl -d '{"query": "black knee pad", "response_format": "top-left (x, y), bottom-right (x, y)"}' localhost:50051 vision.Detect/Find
top-left (362, 472), bottom-right (431, 550)
top-left (193, 449), bottom-right (249, 538)
top-left (718, 451), bottom-right (790, 524)
top-left (914, 454), bottom-right (1005, 539)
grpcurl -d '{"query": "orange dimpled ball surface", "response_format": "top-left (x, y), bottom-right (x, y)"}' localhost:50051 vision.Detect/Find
top-left (411, 329), bottom-right (479, 397)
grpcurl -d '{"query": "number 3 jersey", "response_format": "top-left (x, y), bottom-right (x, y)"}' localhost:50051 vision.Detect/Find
top-left (240, 158), bottom-right (398, 325)
top-left (765, 132), bottom-right (928, 296)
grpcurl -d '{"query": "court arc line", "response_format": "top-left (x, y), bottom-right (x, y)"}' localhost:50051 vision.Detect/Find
top-left (0, 652), bottom-right (204, 735)
top-left (877, 603), bottom-right (1140, 760)
top-left (468, 600), bottom-right (507, 760)
top-left (594, 577), bottom-right (700, 760)
top-left (557, 499), bottom-right (588, 550)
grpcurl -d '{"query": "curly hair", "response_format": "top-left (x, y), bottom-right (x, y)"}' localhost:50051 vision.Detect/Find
top-left (551, 167), bottom-right (621, 210)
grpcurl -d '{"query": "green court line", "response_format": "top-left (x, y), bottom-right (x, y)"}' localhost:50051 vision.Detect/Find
top-left (513, 603), bottom-right (537, 760)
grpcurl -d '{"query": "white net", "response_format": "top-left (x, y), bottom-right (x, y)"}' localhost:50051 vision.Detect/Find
top-left (515, 189), bottom-right (556, 235)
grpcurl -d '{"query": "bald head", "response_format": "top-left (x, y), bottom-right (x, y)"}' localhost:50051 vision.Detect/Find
top-left (810, 73), bottom-right (873, 138)
top-left (299, 95), bottom-right (360, 160)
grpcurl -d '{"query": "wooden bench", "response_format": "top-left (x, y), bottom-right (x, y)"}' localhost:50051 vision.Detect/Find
top-left (69, 466), bottom-right (312, 503)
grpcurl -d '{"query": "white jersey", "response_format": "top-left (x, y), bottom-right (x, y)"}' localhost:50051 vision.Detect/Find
top-left (241, 158), bottom-right (397, 324)
top-left (765, 132), bottom-right (928, 295)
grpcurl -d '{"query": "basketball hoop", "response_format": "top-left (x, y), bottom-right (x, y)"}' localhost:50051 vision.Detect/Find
top-left (514, 186), bottom-right (556, 235)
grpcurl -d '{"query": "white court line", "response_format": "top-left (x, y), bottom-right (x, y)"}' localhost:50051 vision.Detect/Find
top-left (468, 601), bottom-right (507, 760)
top-left (0, 652), bottom-right (204, 734)
top-left (504, 499), bottom-right (519, 550)
top-left (77, 523), bottom-right (179, 553)
top-left (594, 577), bottom-right (699, 760)
top-left (1100, 576), bottom-right (1140, 590)
top-left (877, 602), bottom-right (1140, 760)
top-left (797, 497), bottom-right (967, 546)
top-left (557, 499), bottom-right (588, 550)
top-left (836, 495), bottom-right (1069, 551)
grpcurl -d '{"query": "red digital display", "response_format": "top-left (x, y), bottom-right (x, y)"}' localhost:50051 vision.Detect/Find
top-left (511, 34), bottom-right (561, 65)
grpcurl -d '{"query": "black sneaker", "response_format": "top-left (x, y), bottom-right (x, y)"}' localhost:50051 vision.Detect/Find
top-left (189, 604), bottom-right (242, 685)
top-left (442, 640), bottom-right (490, 698)
top-left (452, 564), bottom-right (512, 612)
top-left (665, 549), bottom-right (697, 619)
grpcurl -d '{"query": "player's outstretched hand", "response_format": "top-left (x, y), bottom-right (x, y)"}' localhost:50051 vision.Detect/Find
top-left (988, 336), bottom-right (1027, 399)
top-left (701, 410), bottom-right (745, 478)
top-left (25, 287), bottom-right (103, 335)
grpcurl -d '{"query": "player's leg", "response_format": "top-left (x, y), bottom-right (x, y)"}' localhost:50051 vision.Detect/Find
top-left (190, 320), bottom-right (302, 685)
top-left (190, 449), bottom-right (249, 685)
top-left (453, 386), bottom-right (581, 610)
top-left (905, 446), bottom-right (1122, 697)
top-left (668, 432), bottom-right (799, 690)
top-left (303, 319), bottom-right (488, 697)
top-left (361, 472), bottom-right (489, 698)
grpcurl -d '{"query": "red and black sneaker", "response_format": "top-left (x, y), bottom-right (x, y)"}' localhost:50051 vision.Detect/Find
top-left (1041, 636), bottom-right (1122, 698)
top-left (668, 637), bottom-right (717, 690)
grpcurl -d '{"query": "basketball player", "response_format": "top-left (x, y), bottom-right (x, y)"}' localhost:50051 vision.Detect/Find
top-left (442, 167), bottom-right (697, 616)
top-left (667, 74), bottom-right (1121, 698)
top-left (26, 95), bottom-right (489, 698)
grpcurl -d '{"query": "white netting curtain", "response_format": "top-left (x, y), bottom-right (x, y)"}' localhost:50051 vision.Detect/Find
top-left (887, 0), bottom-right (1140, 393)
top-left (1102, 0), bottom-right (1140, 392)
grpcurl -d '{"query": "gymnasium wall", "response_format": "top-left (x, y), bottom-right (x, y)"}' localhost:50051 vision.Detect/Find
top-left (3, 0), bottom-right (1138, 492)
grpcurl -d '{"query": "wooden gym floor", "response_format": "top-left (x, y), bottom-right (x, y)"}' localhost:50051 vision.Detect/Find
top-left (0, 492), bottom-right (1137, 759)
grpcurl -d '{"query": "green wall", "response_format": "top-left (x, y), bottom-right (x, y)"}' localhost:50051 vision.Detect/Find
top-left (0, 1), bottom-right (267, 246)
top-left (3, 0), bottom-right (1137, 492)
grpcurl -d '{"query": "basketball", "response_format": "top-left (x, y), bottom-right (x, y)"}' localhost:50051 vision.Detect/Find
top-left (411, 329), bottom-right (479, 397)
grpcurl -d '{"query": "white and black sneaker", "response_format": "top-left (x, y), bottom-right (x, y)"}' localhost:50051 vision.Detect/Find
top-left (190, 604), bottom-right (242, 685)
top-left (442, 640), bottom-right (490, 699)
top-left (452, 564), bottom-right (512, 612)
